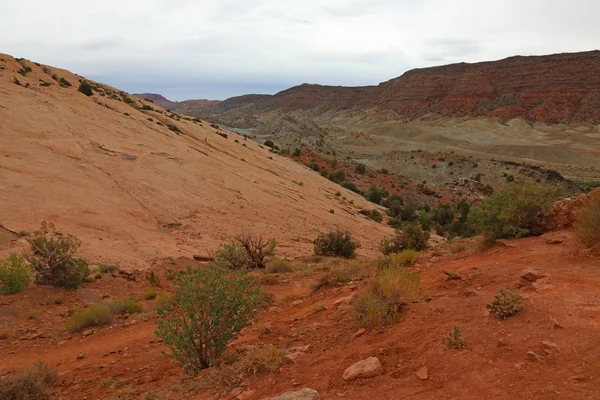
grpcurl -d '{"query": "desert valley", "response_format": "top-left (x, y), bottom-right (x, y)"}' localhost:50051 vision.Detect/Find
top-left (1, 12), bottom-right (600, 400)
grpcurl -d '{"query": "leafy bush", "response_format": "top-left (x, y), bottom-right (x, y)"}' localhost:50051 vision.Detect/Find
top-left (0, 361), bottom-right (57, 400)
top-left (26, 222), bottom-right (90, 288)
top-left (167, 124), bottom-right (181, 134)
top-left (264, 140), bottom-right (275, 148)
top-left (353, 267), bottom-right (420, 327)
top-left (377, 250), bottom-right (416, 268)
top-left (313, 230), bottom-right (359, 258)
top-left (146, 271), bottom-right (161, 286)
top-left (293, 148), bottom-right (301, 157)
top-left (379, 223), bottom-right (429, 254)
top-left (155, 265), bottom-right (261, 373)
top-left (155, 292), bottom-right (173, 312)
top-left (467, 179), bottom-right (562, 240)
top-left (308, 161), bottom-right (320, 171)
top-left (78, 81), bottom-right (94, 96)
top-left (328, 170), bottom-right (345, 183)
top-left (265, 258), bottom-right (293, 274)
top-left (355, 163), bottom-right (366, 174)
top-left (445, 326), bottom-right (466, 349)
top-left (486, 288), bottom-right (522, 320)
top-left (366, 185), bottom-right (388, 205)
top-left (574, 196), bottom-right (600, 250)
top-left (0, 254), bottom-right (30, 294)
top-left (360, 209), bottom-right (382, 223)
top-left (217, 234), bottom-right (276, 270)
top-left (108, 298), bottom-right (142, 314)
top-left (341, 181), bottom-right (360, 193)
top-left (58, 77), bottom-right (71, 87)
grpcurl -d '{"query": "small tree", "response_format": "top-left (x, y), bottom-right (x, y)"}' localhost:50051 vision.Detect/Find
top-left (26, 222), bottom-right (90, 288)
top-left (313, 230), bottom-right (359, 258)
top-left (216, 234), bottom-right (276, 270)
top-left (77, 81), bottom-right (94, 96)
top-left (155, 265), bottom-right (261, 373)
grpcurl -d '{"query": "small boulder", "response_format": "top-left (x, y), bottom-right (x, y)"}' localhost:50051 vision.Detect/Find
top-left (526, 351), bottom-right (543, 362)
top-left (77, 352), bottom-right (85, 360)
top-left (443, 271), bottom-right (461, 280)
top-left (263, 388), bottom-right (320, 400)
top-left (353, 328), bottom-right (366, 338)
top-left (416, 366), bottom-right (429, 380)
top-left (342, 357), bottom-right (383, 381)
top-left (521, 269), bottom-right (544, 282)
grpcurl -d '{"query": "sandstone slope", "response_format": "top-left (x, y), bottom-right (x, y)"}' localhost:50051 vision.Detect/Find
top-left (0, 54), bottom-right (392, 267)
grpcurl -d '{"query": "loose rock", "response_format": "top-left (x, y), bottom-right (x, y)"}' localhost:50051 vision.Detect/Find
top-left (342, 357), bottom-right (383, 381)
top-left (526, 351), bottom-right (543, 362)
top-left (416, 366), bottom-right (429, 380)
top-left (263, 388), bottom-right (320, 400)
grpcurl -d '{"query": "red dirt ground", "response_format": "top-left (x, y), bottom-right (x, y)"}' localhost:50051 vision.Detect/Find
top-left (2, 229), bottom-right (599, 399)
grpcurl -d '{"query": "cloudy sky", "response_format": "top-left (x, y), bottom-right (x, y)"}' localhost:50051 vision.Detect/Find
top-left (1, 0), bottom-right (598, 100)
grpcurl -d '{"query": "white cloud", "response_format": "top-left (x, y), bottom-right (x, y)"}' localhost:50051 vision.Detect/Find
top-left (1, 0), bottom-right (598, 99)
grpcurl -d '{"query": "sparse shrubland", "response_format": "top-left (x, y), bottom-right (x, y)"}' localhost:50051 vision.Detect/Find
top-left (0, 254), bottom-right (30, 294)
top-left (468, 178), bottom-right (562, 240)
top-left (217, 234), bottom-right (276, 270)
top-left (445, 326), bottom-right (466, 349)
top-left (486, 288), bottom-right (522, 320)
top-left (574, 195), bottom-right (600, 250)
top-left (26, 222), bottom-right (90, 288)
top-left (353, 267), bottom-right (420, 328)
top-left (155, 265), bottom-right (261, 373)
top-left (313, 261), bottom-right (371, 291)
top-left (265, 258), bottom-right (293, 274)
top-left (313, 230), bottom-right (359, 258)
top-left (0, 361), bottom-right (57, 400)
top-left (377, 250), bottom-right (416, 269)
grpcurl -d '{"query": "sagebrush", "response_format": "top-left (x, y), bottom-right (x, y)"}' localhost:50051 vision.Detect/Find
top-left (313, 230), bottom-right (359, 258)
top-left (0, 254), bottom-right (30, 294)
top-left (379, 223), bottom-right (429, 254)
top-left (0, 361), bottom-right (57, 400)
top-left (486, 288), bottom-right (522, 320)
top-left (574, 196), bottom-right (600, 250)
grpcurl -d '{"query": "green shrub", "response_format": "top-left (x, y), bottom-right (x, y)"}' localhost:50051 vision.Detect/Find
top-left (155, 265), bottom-right (261, 373)
top-left (155, 292), bottom-right (173, 312)
top-left (66, 304), bottom-right (113, 333)
top-left (355, 163), bottom-right (366, 174)
top-left (26, 222), bottom-right (90, 288)
top-left (58, 77), bottom-right (71, 88)
top-left (0, 361), bottom-right (57, 400)
top-left (353, 267), bottom-right (420, 327)
top-left (265, 258), bottom-right (293, 274)
top-left (78, 81), bottom-right (94, 96)
top-left (264, 140), bottom-right (275, 148)
top-left (313, 230), bottom-right (359, 258)
top-left (146, 271), bottom-right (161, 286)
top-left (328, 170), bottom-right (345, 183)
top-left (308, 162), bottom-right (320, 172)
top-left (108, 298), bottom-right (142, 314)
top-left (0, 254), bottom-right (30, 294)
top-left (144, 289), bottom-right (158, 300)
top-left (167, 124), bottom-right (181, 134)
top-left (575, 196), bottom-right (600, 250)
top-left (293, 148), bottom-right (301, 157)
top-left (341, 181), bottom-right (360, 193)
top-left (467, 179), bottom-right (562, 240)
top-left (379, 223), bottom-right (429, 254)
top-left (486, 288), bottom-right (522, 320)
top-left (377, 250), bottom-right (416, 268)
top-left (216, 234), bottom-right (276, 270)
top-left (445, 326), bottom-right (466, 349)
top-left (366, 185), bottom-right (388, 205)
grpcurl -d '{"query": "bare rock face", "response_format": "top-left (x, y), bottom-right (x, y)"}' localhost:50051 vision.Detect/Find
top-left (342, 357), bottom-right (384, 381)
top-left (543, 189), bottom-right (599, 231)
top-left (263, 388), bottom-right (320, 400)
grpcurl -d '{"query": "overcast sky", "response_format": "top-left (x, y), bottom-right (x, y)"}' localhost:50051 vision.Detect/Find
top-left (1, 0), bottom-right (598, 100)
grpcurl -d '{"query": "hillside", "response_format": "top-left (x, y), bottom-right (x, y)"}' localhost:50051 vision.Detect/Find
top-left (0, 54), bottom-right (392, 267)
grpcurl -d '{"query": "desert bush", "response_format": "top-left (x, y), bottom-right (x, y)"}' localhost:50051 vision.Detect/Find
top-left (379, 223), bottom-right (429, 254)
top-left (155, 292), bottom-right (173, 312)
top-left (360, 209), bottom-right (382, 223)
top-left (486, 288), bottom-right (522, 320)
top-left (263, 140), bottom-right (275, 148)
top-left (353, 267), bottom-right (420, 327)
top-left (467, 179), bottom-right (562, 240)
top-left (445, 326), bottom-right (466, 349)
top-left (313, 263), bottom-right (370, 291)
top-left (328, 170), bottom-right (345, 183)
top-left (98, 264), bottom-right (119, 274)
top-left (355, 163), bottom-right (366, 174)
top-left (167, 124), bottom-right (181, 134)
top-left (366, 185), bottom-right (388, 205)
top-left (78, 81), bottom-right (94, 96)
top-left (210, 345), bottom-right (289, 393)
top-left (26, 222), bottom-right (90, 288)
top-left (574, 196), bottom-right (600, 250)
top-left (155, 265), bottom-right (261, 373)
top-left (341, 181), bottom-right (360, 194)
top-left (377, 250), bottom-right (416, 269)
top-left (0, 361), bottom-right (57, 400)
top-left (308, 161), bottom-right (320, 171)
top-left (0, 254), bottom-right (30, 294)
top-left (58, 77), bottom-right (71, 87)
top-left (265, 258), bottom-right (293, 274)
top-left (217, 234), bottom-right (276, 270)
top-left (66, 299), bottom-right (142, 332)
top-left (146, 271), bottom-right (161, 286)
top-left (313, 230), bottom-right (359, 258)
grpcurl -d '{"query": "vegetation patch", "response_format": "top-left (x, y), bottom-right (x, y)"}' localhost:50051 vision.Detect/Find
top-left (0, 254), bottom-right (30, 294)
top-left (486, 288), bottom-right (522, 320)
top-left (66, 298), bottom-right (142, 332)
top-left (216, 234), bottom-right (276, 270)
top-left (574, 196), bottom-right (600, 250)
top-left (379, 223), bottom-right (429, 254)
top-left (265, 258), bottom-right (293, 274)
top-left (313, 230), bottom-right (360, 258)
top-left (0, 361), bottom-right (57, 400)
top-left (445, 326), bottom-right (466, 349)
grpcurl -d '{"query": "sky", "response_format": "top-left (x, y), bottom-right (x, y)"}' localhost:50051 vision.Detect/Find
top-left (1, 0), bottom-right (599, 100)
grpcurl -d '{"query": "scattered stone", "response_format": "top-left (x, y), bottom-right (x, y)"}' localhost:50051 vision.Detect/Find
top-left (416, 366), bottom-right (429, 380)
top-left (521, 269), bottom-right (544, 282)
top-left (82, 329), bottom-right (94, 338)
top-left (550, 317), bottom-right (565, 329)
top-left (263, 388), bottom-right (320, 400)
top-left (498, 338), bottom-right (506, 347)
top-left (342, 357), bottom-right (383, 381)
top-left (545, 238), bottom-right (563, 245)
top-left (430, 257), bottom-right (440, 263)
top-left (76, 288), bottom-right (102, 304)
top-left (77, 352), bottom-right (85, 360)
top-left (287, 351), bottom-right (306, 362)
top-left (119, 270), bottom-right (136, 281)
top-left (496, 240), bottom-right (517, 248)
top-left (334, 294), bottom-right (354, 306)
top-left (288, 345), bottom-right (310, 353)
top-left (443, 271), bottom-right (461, 280)
top-left (463, 287), bottom-right (479, 297)
top-left (541, 341), bottom-right (559, 351)
top-left (526, 351), bottom-right (543, 362)
top-left (237, 389), bottom-right (256, 400)
top-left (236, 345), bottom-right (257, 353)
top-left (291, 300), bottom-right (304, 306)
top-left (353, 328), bottom-right (366, 338)
top-left (193, 254), bottom-right (215, 262)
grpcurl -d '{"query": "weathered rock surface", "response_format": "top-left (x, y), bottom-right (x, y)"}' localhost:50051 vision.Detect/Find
top-left (343, 357), bottom-right (384, 381)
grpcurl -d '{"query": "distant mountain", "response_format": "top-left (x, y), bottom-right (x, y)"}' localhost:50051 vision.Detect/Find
top-left (172, 50), bottom-right (600, 126)
top-left (134, 93), bottom-right (221, 113)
